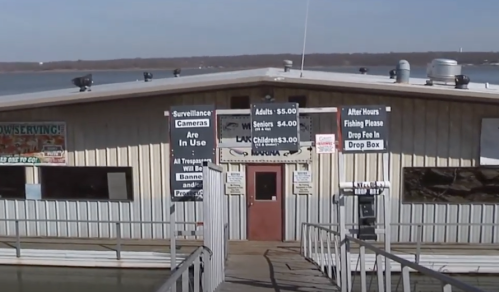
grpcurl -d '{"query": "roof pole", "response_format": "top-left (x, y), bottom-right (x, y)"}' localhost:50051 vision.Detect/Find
top-left (300, 0), bottom-right (310, 78)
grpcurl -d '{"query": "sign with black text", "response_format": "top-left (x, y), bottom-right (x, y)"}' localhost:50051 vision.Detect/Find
top-left (250, 102), bottom-right (300, 152)
top-left (339, 105), bottom-right (388, 153)
top-left (170, 104), bottom-right (216, 201)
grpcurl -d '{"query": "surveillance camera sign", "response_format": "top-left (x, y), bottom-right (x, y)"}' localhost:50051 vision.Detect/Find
top-left (339, 105), bottom-right (388, 153)
top-left (170, 104), bottom-right (216, 201)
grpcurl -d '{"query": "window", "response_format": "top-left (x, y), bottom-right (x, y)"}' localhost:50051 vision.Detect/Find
top-left (0, 166), bottom-right (26, 199)
top-left (255, 172), bottom-right (277, 200)
top-left (402, 167), bottom-right (499, 203)
top-left (230, 96), bottom-right (250, 109)
top-left (288, 96), bottom-right (307, 115)
top-left (40, 167), bottom-right (133, 201)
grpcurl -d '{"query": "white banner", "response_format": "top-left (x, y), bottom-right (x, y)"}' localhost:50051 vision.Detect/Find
top-left (480, 118), bottom-right (499, 165)
top-left (219, 116), bottom-right (312, 163)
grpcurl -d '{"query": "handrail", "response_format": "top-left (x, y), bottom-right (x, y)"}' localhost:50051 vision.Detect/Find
top-left (0, 219), bottom-right (202, 260)
top-left (346, 235), bottom-right (485, 292)
top-left (316, 222), bottom-right (499, 226)
top-left (301, 223), bottom-right (488, 292)
top-left (155, 246), bottom-right (212, 292)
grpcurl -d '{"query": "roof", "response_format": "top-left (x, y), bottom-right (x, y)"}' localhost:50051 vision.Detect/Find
top-left (1, 67), bottom-right (499, 112)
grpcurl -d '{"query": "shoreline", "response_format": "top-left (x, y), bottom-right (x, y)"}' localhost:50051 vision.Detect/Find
top-left (0, 64), bottom-right (490, 74)
top-left (0, 65), bottom-right (421, 74)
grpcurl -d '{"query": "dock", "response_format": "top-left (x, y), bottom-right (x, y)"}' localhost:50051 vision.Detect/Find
top-left (0, 237), bottom-right (498, 291)
top-left (1, 237), bottom-right (498, 271)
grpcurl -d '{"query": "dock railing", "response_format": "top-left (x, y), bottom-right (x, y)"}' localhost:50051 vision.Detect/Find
top-left (316, 222), bottom-right (499, 264)
top-left (155, 245), bottom-right (212, 292)
top-left (301, 223), bottom-right (487, 292)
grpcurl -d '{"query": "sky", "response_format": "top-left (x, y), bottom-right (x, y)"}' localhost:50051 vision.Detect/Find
top-left (0, 0), bottom-right (498, 62)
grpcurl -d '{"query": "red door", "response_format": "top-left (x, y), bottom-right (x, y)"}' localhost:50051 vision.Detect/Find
top-left (246, 165), bottom-right (283, 241)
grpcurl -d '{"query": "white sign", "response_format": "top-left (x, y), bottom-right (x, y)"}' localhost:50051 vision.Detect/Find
top-left (293, 171), bottom-right (312, 183)
top-left (226, 183), bottom-right (245, 195)
top-left (480, 118), bottom-right (499, 165)
top-left (316, 134), bottom-right (336, 154)
top-left (293, 183), bottom-right (313, 194)
top-left (219, 116), bottom-right (312, 163)
top-left (227, 171), bottom-right (245, 184)
top-left (225, 171), bottom-right (245, 195)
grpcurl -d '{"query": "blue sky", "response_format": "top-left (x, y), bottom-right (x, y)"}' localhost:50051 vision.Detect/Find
top-left (0, 0), bottom-right (497, 62)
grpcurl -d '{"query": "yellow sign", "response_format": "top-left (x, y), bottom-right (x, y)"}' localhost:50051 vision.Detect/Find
top-left (0, 122), bottom-right (67, 165)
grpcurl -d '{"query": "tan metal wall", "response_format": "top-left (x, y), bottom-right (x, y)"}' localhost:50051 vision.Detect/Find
top-left (0, 87), bottom-right (497, 242)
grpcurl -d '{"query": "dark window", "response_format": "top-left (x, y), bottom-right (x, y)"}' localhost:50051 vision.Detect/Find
top-left (230, 96), bottom-right (250, 109)
top-left (403, 167), bottom-right (499, 203)
top-left (40, 167), bottom-right (133, 201)
top-left (255, 172), bottom-right (277, 201)
top-left (0, 166), bottom-right (26, 199)
top-left (288, 96), bottom-right (307, 115)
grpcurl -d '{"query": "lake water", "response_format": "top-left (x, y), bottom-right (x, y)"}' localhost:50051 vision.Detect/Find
top-left (1, 66), bottom-right (499, 96)
top-left (1, 264), bottom-right (496, 292)
top-left (0, 265), bottom-right (169, 292)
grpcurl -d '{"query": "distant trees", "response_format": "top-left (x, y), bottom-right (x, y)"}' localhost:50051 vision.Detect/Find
top-left (0, 52), bottom-right (498, 72)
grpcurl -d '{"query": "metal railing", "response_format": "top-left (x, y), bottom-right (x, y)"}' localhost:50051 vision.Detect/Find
top-left (155, 246), bottom-right (212, 292)
top-left (316, 222), bottom-right (499, 264)
top-left (0, 219), bottom-right (201, 260)
top-left (301, 223), bottom-right (488, 292)
top-left (158, 162), bottom-right (227, 292)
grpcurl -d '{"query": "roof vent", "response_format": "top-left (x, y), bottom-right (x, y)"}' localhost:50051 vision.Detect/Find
top-left (284, 60), bottom-right (293, 72)
top-left (426, 58), bottom-right (462, 85)
top-left (455, 75), bottom-right (470, 89)
top-left (359, 67), bottom-right (368, 74)
top-left (395, 60), bottom-right (410, 84)
top-left (173, 68), bottom-right (181, 77)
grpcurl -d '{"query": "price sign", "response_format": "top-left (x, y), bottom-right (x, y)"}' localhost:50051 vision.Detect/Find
top-left (250, 102), bottom-right (300, 152)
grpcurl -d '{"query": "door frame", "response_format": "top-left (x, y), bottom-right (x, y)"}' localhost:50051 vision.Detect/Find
top-left (245, 164), bottom-right (285, 241)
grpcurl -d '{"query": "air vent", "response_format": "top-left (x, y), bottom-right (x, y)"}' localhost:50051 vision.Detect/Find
top-left (426, 58), bottom-right (462, 85)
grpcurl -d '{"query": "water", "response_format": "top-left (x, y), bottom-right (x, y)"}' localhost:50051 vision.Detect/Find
top-left (2, 66), bottom-right (499, 96)
top-left (0, 266), bottom-right (169, 292)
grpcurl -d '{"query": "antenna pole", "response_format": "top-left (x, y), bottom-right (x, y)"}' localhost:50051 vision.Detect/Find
top-left (300, 0), bottom-right (310, 78)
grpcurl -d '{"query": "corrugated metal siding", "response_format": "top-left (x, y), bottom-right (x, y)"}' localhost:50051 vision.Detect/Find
top-left (280, 89), bottom-right (499, 243)
top-left (0, 86), bottom-right (497, 243)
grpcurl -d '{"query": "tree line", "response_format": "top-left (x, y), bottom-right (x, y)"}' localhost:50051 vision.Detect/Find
top-left (1, 52), bottom-right (498, 72)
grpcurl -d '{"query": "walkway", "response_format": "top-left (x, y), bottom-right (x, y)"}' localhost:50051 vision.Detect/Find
top-left (221, 242), bottom-right (338, 292)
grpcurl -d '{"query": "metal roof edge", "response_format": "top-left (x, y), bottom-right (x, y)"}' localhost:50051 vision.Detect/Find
top-left (270, 75), bottom-right (499, 103)
top-left (0, 75), bottom-right (267, 112)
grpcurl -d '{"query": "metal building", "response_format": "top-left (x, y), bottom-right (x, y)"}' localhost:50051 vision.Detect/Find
top-left (0, 67), bottom-right (498, 243)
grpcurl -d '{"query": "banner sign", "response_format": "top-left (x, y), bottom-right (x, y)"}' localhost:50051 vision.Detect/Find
top-left (219, 116), bottom-right (312, 163)
top-left (0, 122), bottom-right (66, 165)
top-left (250, 102), bottom-right (300, 152)
top-left (339, 105), bottom-right (388, 153)
top-left (170, 105), bottom-right (216, 201)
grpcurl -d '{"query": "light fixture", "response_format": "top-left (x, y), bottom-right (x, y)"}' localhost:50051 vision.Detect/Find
top-left (173, 68), bottom-right (181, 77)
top-left (262, 94), bottom-right (275, 103)
top-left (455, 75), bottom-right (470, 89)
top-left (144, 72), bottom-right (153, 82)
top-left (72, 74), bottom-right (93, 92)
